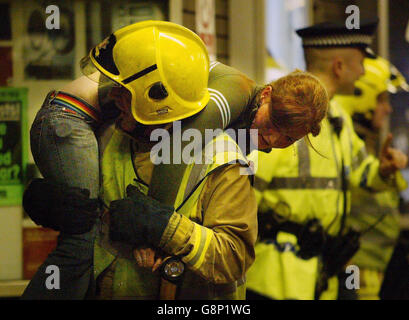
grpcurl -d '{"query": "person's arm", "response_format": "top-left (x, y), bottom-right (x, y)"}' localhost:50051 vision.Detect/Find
top-left (159, 164), bottom-right (257, 284)
top-left (109, 163), bottom-right (257, 284)
top-left (348, 115), bottom-right (407, 192)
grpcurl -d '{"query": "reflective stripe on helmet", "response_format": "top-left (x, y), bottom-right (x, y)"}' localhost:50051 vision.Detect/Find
top-left (122, 64), bottom-right (158, 84)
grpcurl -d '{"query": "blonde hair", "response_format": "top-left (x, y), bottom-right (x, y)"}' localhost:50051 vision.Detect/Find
top-left (266, 70), bottom-right (329, 137)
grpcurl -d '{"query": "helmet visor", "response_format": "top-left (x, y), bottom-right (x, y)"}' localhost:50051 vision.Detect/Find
top-left (80, 55), bottom-right (121, 87)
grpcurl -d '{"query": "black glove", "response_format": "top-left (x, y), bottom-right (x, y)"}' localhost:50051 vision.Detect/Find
top-left (315, 230), bottom-right (360, 297)
top-left (23, 178), bottom-right (99, 234)
top-left (109, 184), bottom-right (174, 247)
top-left (322, 229), bottom-right (361, 277)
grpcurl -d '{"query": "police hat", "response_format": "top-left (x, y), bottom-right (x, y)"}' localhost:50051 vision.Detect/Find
top-left (296, 19), bottom-right (378, 58)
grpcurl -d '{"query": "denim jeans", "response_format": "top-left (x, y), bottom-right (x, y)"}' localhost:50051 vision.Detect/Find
top-left (22, 92), bottom-right (99, 299)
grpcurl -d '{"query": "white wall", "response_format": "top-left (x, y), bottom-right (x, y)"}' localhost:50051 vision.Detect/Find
top-left (265, 0), bottom-right (310, 73)
top-left (228, 0), bottom-right (265, 83)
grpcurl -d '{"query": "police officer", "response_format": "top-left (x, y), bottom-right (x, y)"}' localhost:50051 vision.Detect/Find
top-left (245, 20), bottom-right (408, 300)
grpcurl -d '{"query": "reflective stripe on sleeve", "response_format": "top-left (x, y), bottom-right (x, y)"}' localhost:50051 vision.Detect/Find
top-left (182, 224), bottom-right (213, 270)
top-left (209, 88), bottom-right (231, 127)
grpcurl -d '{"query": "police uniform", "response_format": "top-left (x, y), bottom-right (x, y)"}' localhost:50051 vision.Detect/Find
top-left (245, 20), bottom-right (406, 300)
top-left (295, 19), bottom-right (378, 58)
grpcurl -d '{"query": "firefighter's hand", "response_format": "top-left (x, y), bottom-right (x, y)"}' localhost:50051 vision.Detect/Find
top-left (23, 178), bottom-right (99, 234)
top-left (109, 184), bottom-right (174, 247)
top-left (379, 134), bottom-right (408, 178)
top-left (133, 247), bottom-right (164, 272)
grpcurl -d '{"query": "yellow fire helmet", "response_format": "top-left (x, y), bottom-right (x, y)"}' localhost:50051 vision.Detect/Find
top-left (81, 20), bottom-right (210, 125)
top-left (335, 56), bottom-right (409, 118)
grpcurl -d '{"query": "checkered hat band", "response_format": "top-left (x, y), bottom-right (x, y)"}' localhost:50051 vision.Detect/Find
top-left (302, 34), bottom-right (372, 47)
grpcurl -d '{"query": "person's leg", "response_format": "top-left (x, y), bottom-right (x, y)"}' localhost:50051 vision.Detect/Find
top-left (22, 98), bottom-right (99, 300)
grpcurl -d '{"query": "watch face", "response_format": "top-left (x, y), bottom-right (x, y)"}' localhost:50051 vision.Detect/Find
top-left (163, 259), bottom-right (185, 279)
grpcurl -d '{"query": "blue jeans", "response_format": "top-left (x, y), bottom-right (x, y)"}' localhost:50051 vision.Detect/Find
top-left (22, 92), bottom-right (99, 299)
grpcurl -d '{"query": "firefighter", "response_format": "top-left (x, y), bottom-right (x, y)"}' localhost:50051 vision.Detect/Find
top-left (333, 56), bottom-right (409, 299)
top-left (22, 20), bottom-right (212, 300)
top-left (22, 20), bottom-right (329, 299)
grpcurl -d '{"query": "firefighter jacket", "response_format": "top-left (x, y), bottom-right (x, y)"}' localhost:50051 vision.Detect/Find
top-left (94, 127), bottom-right (257, 299)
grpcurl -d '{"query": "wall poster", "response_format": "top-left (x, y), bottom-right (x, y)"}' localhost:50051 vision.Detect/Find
top-left (22, 0), bottom-right (75, 80)
top-left (0, 88), bottom-right (28, 206)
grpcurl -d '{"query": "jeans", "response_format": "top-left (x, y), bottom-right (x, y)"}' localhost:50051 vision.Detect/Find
top-left (21, 92), bottom-right (99, 299)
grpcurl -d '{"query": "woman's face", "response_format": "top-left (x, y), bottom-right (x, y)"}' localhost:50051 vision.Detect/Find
top-left (250, 87), bottom-right (309, 150)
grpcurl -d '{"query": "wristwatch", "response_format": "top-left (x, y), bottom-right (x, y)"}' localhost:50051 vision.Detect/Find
top-left (160, 256), bottom-right (185, 283)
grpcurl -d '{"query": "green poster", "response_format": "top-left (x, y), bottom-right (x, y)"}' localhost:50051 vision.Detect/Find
top-left (0, 88), bottom-right (28, 206)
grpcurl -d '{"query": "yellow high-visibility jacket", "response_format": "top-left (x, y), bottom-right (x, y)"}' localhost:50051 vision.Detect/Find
top-left (348, 188), bottom-right (402, 300)
top-left (345, 126), bottom-right (406, 299)
top-left (333, 93), bottom-right (408, 300)
top-left (94, 128), bottom-right (257, 299)
top-left (245, 100), bottom-right (406, 300)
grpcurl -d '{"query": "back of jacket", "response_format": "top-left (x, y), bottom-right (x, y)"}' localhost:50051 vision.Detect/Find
top-left (246, 99), bottom-right (393, 300)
